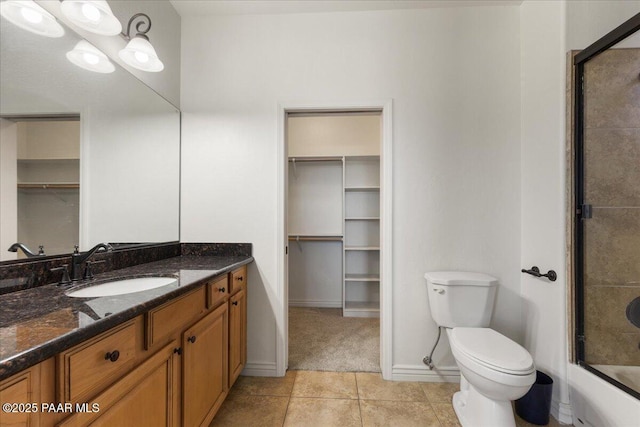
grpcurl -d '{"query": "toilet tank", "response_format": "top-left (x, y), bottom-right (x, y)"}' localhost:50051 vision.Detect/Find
top-left (425, 271), bottom-right (498, 328)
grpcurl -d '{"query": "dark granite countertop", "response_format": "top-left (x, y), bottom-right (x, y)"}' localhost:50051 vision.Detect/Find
top-left (0, 255), bottom-right (253, 381)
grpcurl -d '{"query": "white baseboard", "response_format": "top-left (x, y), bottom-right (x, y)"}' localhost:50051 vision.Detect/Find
top-left (241, 361), bottom-right (278, 377)
top-left (551, 399), bottom-right (573, 425)
top-left (392, 364), bottom-right (460, 383)
top-left (289, 300), bottom-right (342, 308)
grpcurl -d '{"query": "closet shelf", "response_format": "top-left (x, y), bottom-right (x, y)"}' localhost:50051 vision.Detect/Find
top-left (345, 274), bottom-right (380, 282)
top-left (345, 186), bottom-right (379, 192)
top-left (345, 217), bottom-right (380, 221)
top-left (288, 235), bottom-right (343, 242)
top-left (345, 246), bottom-right (380, 251)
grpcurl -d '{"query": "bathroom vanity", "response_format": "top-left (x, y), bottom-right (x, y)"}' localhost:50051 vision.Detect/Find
top-left (0, 249), bottom-right (251, 427)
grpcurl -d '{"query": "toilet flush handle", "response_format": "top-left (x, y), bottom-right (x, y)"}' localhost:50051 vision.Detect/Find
top-left (433, 288), bottom-right (445, 294)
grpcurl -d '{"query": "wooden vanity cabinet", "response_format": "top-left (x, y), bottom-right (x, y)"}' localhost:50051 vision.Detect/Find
top-left (228, 288), bottom-right (246, 387)
top-left (1, 264), bottom-right (248, 427)
top-left (57, 341), bottom-right (180, 427)
top-left (228, 266), bottom-right (247, 388)
top-left (146, 287), bottom-right (207, 350)
top-left (0, 363), bottom-right (41, 427)
top-left (57, 318), bottom-right (141, 404)
top-left (182, 302), bottom-right (228, 427)
top-left (207, 275), bottom-right (229, 309)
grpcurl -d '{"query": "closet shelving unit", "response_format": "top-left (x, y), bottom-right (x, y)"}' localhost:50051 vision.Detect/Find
top-left (343, 156), bottom-right (380, 317)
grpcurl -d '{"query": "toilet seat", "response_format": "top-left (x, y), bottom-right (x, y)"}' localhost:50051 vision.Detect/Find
top-left (450, 328), bottom-right (535, 376)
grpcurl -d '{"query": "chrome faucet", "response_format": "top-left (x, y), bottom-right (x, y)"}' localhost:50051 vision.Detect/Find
top-left (71, 243), bottom-right (113, 281)
top-left (8, 243), bottom-right (45, 257)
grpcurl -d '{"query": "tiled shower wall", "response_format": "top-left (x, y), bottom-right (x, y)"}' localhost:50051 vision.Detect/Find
top-left (583, 48), bottom-right (640, 366)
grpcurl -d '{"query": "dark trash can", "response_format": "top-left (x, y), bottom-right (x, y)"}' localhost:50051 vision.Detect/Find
top-left (515, 370), bottom-right (553, 425)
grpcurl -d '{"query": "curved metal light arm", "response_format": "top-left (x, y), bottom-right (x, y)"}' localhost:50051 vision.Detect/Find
top-left (122, 12), bottom-right (151, 40)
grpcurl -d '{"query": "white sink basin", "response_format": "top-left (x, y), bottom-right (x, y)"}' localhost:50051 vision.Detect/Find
top-left (67, 277), bottom-right (178, 298)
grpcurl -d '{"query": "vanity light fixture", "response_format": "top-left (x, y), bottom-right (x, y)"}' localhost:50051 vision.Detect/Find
top-left (60, 0), bottom-right (121, 36)
top-left (118, 13), bottom-right (164, 72)
top-left (66, 40), bottom-right (114, 73)
top-left (0, 0), bottom-right (65, 37)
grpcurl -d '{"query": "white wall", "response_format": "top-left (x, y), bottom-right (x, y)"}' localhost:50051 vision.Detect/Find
top-left (520, 1), bottom-right (570, 422)
top-left (566, 0), bottom-right (640, 50)
top-left (0, 119), bottom-right (17, 261)
top-left (181, 6), bottom-right (522, 377)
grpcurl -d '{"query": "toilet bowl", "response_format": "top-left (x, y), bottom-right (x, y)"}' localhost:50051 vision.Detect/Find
top-left (424, 272), bottom-right (536, 427)
top-left (447, 328), bottom-right (536, 427)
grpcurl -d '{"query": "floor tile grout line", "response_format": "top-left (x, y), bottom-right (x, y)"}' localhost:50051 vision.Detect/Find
top-left (281, 373), bottom-right (297, 427)
top-left (355, 373), bottom-right (364, 427)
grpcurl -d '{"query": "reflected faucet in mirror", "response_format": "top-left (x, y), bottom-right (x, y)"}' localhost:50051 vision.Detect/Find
top-left (71, 243), bottom-right (113, 281)
top-left (7, 243), bottom-right (45, 257)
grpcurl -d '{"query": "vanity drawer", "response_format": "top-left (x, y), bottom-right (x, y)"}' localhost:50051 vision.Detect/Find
top-left (208, 275), bottom-right (229, 308)
top-left (58, 319), bottom-right (138, 403)
top-left (146, 286), bottom-right (206, 348)
top-left (229, 266), bottom-right (247, 295)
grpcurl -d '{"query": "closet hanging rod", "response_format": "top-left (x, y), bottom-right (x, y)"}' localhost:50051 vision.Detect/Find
top-left (17, 183), bottom-right (79, 189)
top-left (288, 156), bottom-right (343, 162)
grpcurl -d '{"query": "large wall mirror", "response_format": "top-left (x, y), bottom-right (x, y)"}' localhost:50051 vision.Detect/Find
top-left (0, 9), bottom-right (180, 261)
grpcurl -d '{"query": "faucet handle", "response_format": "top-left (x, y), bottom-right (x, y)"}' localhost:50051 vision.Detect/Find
top-left (73, 245), bottom-right (80, 254)
top-left (51, 265), bottom-right (72, 286)
top-left (84, 260), bottom-right (106, 280)
top-left (38, 245), bottom-right (45, 256)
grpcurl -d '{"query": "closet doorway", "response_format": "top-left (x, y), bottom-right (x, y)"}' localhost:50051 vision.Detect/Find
top-left (285, 111), bottom-right (382, 372)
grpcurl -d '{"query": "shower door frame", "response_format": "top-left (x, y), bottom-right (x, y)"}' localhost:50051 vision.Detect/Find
top-left (572, 13), bottom-right (640, 400)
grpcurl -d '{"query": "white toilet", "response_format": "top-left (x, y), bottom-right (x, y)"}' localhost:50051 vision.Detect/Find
top-left (425, 271), bottom-right (536, 427)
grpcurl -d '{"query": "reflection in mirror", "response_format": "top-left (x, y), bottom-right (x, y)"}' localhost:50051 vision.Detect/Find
top-left (0, 8), bottom-right (180, 261)
top-left (14, 118), bottom-right (80, 259)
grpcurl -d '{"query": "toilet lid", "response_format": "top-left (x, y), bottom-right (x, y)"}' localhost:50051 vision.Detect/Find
top-left (450, 328), bottom-right (534, 375)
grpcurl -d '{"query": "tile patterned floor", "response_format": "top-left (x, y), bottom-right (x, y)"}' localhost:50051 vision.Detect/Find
top-left (210, 370), bottom-right (567, 427)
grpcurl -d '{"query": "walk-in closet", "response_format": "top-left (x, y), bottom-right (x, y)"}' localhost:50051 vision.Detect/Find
top-left (286, 111), bottom-right (381, 372)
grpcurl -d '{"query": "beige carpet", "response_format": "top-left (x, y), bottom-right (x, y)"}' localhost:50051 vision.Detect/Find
top-left (288, 307), bottom-right (380, 372)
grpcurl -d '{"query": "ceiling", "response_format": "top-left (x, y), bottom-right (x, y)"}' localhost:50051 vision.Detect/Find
top-left (170, 0), bottom-right (523, 17)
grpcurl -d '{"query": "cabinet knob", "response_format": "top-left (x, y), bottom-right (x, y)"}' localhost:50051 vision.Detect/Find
top-left (237, 276), bottom-right (244, 282)
top-left (174, 347), bottom-right (182, 355)
top-left (187, 335), bottom-right (197, 344)
top-left (218, 287), bottom-right (226, 292)
top-left (105, 350), bottom-right (120, 362)
top-left (232, 301), bottom-right (239, 306)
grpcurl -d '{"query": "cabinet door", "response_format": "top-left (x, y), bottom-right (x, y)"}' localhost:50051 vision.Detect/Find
top-left (228, 288), bottom-right (246, 387)
top-left (57, 341), bottom-right (179, 427)
top-left (0, 365), bottom-right (40, 427)
top-left (182, 303), bottom-right (228, 427)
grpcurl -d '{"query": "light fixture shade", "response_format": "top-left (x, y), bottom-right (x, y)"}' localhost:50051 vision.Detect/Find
top-left (0, 0), bottom-right (64, 37)
top-left (60, 0), bottom-right (121, 36)
top-left (118, 36), bottom-right (164, 72)
top-left (66, 40), bottom-right (115, 73)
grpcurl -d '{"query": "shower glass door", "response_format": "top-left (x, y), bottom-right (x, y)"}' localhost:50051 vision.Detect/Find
top-left (574, 14), bottom-right (640, 399)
